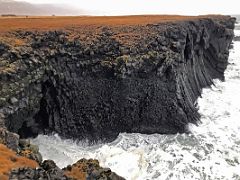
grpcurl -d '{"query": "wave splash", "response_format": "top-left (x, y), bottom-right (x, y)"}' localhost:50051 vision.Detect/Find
top-left (31, 29), bottom-right (240, 180)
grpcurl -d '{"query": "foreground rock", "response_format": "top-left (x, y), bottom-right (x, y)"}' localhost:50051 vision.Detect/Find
top-left (64, 159), bottom-right (125, 180)
top-left (0, 144), bottom-right (38, 180)
top-left (9, 160), bottom-right (69, 180)
top-left (0, 127), bottom-right (42, 163)
top-left (0, 141), bottom-right (124, 180)
top-left (9, 159), bottom-right (125, 180)
top-left (0, 128), bottom-right (123, 179)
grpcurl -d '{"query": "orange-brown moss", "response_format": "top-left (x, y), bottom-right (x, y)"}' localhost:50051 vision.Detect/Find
top-left (0, 15), bottom-right (228, 33)
top-left (19, 149), bottom-right (32, 158)
top-left (0, 15), bottom-right (230, 47)
top-left (0, 15), bottom-right (228, 36)
top-left (64, 159), bottom-right (100, 180)
top-left (0, 36), bottom-right (26, 47)
top-left (64, 165), bottom-right (86, 180)
top-left (0, 144), bottom-right (38, 180)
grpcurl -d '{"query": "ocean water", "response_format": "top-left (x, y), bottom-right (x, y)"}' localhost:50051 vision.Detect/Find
top-left (31, 27), bottom-right (240, 180)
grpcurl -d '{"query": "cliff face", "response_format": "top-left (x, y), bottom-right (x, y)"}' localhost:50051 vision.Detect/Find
top-left (0, 16), bottom-right (236, 141)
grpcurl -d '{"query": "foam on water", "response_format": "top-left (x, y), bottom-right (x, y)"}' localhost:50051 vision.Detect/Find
top-left (31, 29), bottom-right (240, 180)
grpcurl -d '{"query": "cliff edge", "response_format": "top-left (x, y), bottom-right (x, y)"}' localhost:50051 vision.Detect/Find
top-left (0, 15), bottom-right (236, 141)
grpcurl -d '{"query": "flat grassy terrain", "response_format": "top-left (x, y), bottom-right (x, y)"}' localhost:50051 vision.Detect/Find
top-left (0, 15), bottom-right (228, 47)
top-left (0, 15), bottom-right (226, 33)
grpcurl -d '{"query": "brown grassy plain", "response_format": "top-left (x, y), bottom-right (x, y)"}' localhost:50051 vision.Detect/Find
top-left (0, 15), bottom-right (226, 33)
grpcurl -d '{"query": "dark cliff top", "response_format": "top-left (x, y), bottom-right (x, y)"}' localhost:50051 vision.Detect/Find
top-left (0, 15), bottom-right (234, 46)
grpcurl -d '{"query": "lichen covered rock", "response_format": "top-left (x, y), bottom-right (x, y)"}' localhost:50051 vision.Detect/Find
top-left (9, 159), bottom-right (125, 180)
top-left (63, 158), bottom-right (125, 180)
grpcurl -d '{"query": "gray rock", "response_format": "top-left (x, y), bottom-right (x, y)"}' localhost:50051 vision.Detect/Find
top-left (0, 128), bottom-right (19, 151)
top-left (10, 97), bottom-right (18, 104)
top-left (9, 167), bottom-right (70, 180)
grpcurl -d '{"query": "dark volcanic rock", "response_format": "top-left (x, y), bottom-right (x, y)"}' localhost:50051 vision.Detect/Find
top-left (9, 160), bottom-right (69, 180)
top-left (0, 16), bottom-right (236, 142)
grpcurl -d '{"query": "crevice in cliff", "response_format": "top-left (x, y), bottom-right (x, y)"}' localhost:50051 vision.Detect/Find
top-left (34, 98), bottom-right (49, 133)
top-left (33, 79), bottom-right (60, 136)
top-left (203, 44), bottom-right (225, 80)
top-left (184, 35), bottom-right (192, 62)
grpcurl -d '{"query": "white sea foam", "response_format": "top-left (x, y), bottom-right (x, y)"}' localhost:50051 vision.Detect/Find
top-left (31, 29), bottom-right (240, 180)
top-left (235, 29), bottom-right (240, 36)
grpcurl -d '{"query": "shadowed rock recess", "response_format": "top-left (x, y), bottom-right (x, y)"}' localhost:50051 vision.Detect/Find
top-left (0, 16), bottom-right (236, 142)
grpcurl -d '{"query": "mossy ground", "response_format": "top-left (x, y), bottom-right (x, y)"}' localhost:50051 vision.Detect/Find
top-left (0, 144), bottom-right (38, 180)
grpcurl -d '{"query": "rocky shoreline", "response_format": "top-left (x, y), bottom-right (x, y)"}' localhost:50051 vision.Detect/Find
top-left (0, 128), bottom-right (125, 179)
top-left (0, 15), bottom-right (236, 179)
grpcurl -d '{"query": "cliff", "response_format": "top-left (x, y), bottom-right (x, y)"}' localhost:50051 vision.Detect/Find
top-left (0, 15), bottom-right (236, 142)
